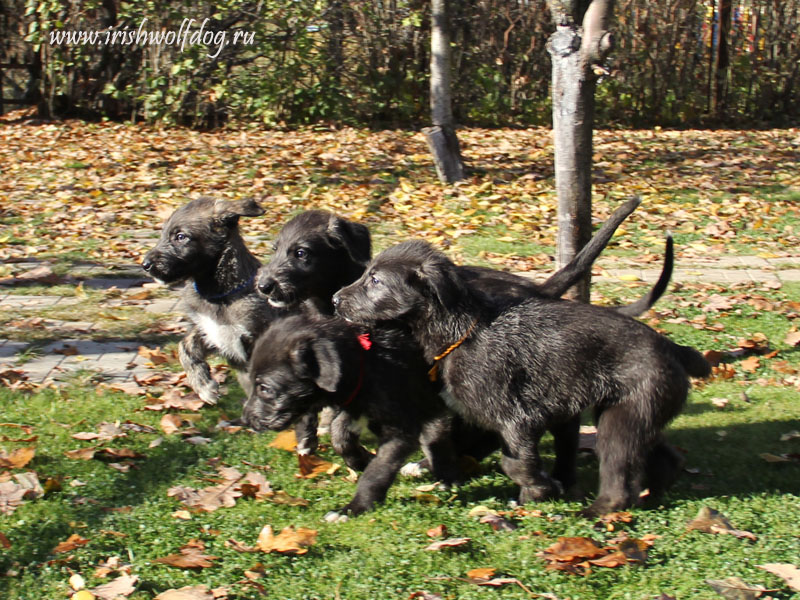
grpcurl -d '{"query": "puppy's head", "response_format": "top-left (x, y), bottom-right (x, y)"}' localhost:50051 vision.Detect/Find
top-left (242, 316), bottom-right (343, 432)
top-left (257, 210), bottom-right (371, 309)
top-left (142, 197), bottom-right (264, 284)
top-left (333, 240), bottom-right (466, 325)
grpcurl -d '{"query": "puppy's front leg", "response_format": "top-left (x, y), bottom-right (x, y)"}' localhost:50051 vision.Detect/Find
top-left (327, 435), bottom-right (416, 519)
top-left (178, 327), bottom-right (219, 404)
top-left (330, 411), bottom-right (374, 472)
top-left (419, 414), bottom-right (462, 485)
top-left (293, 411), bottom-right (319, 456)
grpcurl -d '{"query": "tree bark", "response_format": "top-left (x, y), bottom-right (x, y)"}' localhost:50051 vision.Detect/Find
top-left (426, 0), bottom-right (464, 184)
top-left (546, 0), bottom-right (615, 302)
top-left (712, 0), bottom-right (732, 118)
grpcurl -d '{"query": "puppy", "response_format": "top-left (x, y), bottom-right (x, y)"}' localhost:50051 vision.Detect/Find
top-left (333, 241), bottom-right (710, 516)
top-left (242, 314), bottom-right (462, 517)
top-left (141, 198), bottom-right (328, 455)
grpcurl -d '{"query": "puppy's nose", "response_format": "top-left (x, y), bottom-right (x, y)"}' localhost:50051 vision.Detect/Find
top-left (141, 259), bottom-right (152, 272)
top-left (257, 277), bottom-right (276, 296)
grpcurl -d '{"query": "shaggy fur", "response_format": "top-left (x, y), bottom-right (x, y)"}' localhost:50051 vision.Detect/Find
top-left (333, 241), bottom-right (710, 516)
top-left (243, 314), bottom-right (461, 516)
top-left (141, 198), bottom-right (320, 454)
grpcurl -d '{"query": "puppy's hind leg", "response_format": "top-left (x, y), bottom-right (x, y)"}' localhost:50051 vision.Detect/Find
top-left (585, 404), bottom-right (647, 517)
top-left (549, 416), bottom-right (580, 492)
top-left (179, 327), bottom-right (219, 404)
top-left (643, 437), bottom-right (684, 504)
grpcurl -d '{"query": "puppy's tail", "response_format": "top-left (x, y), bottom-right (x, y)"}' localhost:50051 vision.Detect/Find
top-left (674, 343), bottom-right (711, 378)
top-left (538, 196), bottom-right (640, 298)
top-left (614, 234), bottom-right (674, 318)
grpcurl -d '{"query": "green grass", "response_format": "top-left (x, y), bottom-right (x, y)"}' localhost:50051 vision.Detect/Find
top-left (1, 343), bottom-right (798, 600)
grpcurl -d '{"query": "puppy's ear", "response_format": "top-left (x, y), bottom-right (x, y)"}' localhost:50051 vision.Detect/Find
top-left (413, 254), bottom-right (466, 311)
top-left (213, 198), bottom-right (265, 226)
top-left (290, 337), bottom-right (342, 393)
top-left (327, 215), bottom-right (372, 264)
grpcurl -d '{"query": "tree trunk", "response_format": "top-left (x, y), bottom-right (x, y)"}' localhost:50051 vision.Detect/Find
top-left (712, 0), bottom-right (732, 118)
top-left (426, 0), bottom-right (464, 184)
top-left (546, 0), bottom-right (615, 302)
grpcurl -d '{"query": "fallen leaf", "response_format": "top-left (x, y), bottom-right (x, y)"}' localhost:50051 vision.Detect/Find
top-left (65, 447), bottom-right (98, 460)
top-left (0, 447), bottom-right (35, 469)
top-left (740, 356), bottom-right (761, 373)
top-left (540, 537), bottom-right (607, 562)
top-left (426, 524), bottom-right (448, 538)
top-left (757, 563), bottom-right (800, 592)
top-left (466, 567), bottom-right (496, 580)
top-left (687, 506), bottom-right (757, 541)
top-left (160, 414), bottom-right (185, 435)
top-left (479, 513), bottom-right (518, 531)
top-left (91, 574), bottom-right (138, 600)
top-left (711, 397), bottom-right (730, 409)
top-left (0, 531), bottom-right (11, 548)
top-left (154, 585), bottom-right (216, 600)
top-left (706, 576), bottom-right (766, 600)
top-left (267, 490), bottom-right (309, 507)
top-left (69, 573), bottom-right (86, 591)
top-left (268, 430), bottom-right (297, 451)
top-left (255, 525), bottom-right (317, 555)
top-left (424, 537), bottom-right (471, 551)
top-left (54, 533), bottom-right (90, 553)
top-left (154, 540), bottom-right (219, 569)
top-left (784, 330), bottom-right (800, 347)
top-left (297, 454), bottom-right (338, 478)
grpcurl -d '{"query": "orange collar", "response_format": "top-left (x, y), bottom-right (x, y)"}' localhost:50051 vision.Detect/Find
top-left (428, 319), bottom-right (478, 382)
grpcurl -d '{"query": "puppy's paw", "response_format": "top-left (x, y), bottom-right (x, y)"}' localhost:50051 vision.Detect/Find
top-left (400, 461), bottom-right (427, 478)
top-left (519, 476), bottom-right (562, 504)
top-left (195, 381), bottom-right (220, 405)
top-left (324, 510), bottom-right (350, 523)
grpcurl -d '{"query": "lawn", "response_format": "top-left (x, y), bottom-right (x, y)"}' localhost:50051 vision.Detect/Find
top-left (0, 120), bottom-right (798, 599)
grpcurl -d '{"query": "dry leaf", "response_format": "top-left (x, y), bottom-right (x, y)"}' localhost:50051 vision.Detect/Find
top-left (154, 540), bottom-right (219, 569)
top-left (784, 330), bottom-right (800, 347)
top-left (479, 514), bottom-right (518, 531)
top-left (740, 356), bottom-right (761, 373)
top-left (540, 537), bottom-right (607, 562)
top-left (0, 481), bottom-right (27, 515)
top-left (757, 563), bottom-right (800, 592)
top-left (65, 447), bottom-right (98, 460)
top-left (255, 525), bottom-right (317, 555)
top-left (54, 533), bottom-right (90, 553)
top-left (706, 576), bottom-right (766, 600)
top-left (267, 490), bottom-right (309, 507)
top-left (426, 524), bottom-right (448, 538)
top-left (0, 446), bottom-right (35, 469)
top-left (466, 567), bottom-right (496, 580)
top-left (268, 430), bottom-right (297, 451)
top-left (424, 537), bottom-right (471, 551)
top-left (160, 414), bottom-right (184, 435)
top-left (297, 454), bottom-right (338, 478)
top-left (91, 574), bottom-right (138, 600)
top-left (0, 531), bottom-right (11, 548)
top-left (687, 506), bottom-right (757, 540)
top-left (154, 585), bottom-right (216, 600)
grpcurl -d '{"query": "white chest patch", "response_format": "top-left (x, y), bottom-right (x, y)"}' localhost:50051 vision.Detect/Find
top-left (194, 314), bottom-right (248, 364)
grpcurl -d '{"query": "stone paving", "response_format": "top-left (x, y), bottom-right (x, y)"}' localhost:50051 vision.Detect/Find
top-left (1, 255), bottom-right (799, 387)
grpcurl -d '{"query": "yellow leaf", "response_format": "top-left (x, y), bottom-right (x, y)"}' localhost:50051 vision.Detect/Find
top-left (617, 274), bottom-right (641, 282)
top-left (268, 430), bottom-right (297, 452)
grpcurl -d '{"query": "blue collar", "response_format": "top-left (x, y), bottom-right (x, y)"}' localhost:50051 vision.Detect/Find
top-left (194, 272), bottom-right (256, 301)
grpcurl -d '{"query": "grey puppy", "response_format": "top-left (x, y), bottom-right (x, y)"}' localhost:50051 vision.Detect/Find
top-left (141, 197), bottom-right (331, 455)
top-left (243, 313), bottom-right (463, 517)
top-left (333, 240), bottom-right (710, 516)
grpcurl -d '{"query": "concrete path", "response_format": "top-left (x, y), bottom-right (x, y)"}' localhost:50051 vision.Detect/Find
top-left (1, 255), bottom-right (799, 387)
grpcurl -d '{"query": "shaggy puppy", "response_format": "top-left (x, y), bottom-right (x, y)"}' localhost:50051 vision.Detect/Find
top-left (333, 241), bottom-right (710, 516)
top-left (242, 314), bottom-right (462, 517)
top-left (141, 197), bottom-right (319, 454)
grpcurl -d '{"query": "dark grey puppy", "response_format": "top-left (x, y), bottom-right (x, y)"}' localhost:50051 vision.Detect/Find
top-left (242, 313), bottom-right (462, 517)
top-left (333, 241), bottom-right (710, 516)
top-left (141, 197), bottom-right (329, 455)
top-left (256, 197), bottom-right (670, 316)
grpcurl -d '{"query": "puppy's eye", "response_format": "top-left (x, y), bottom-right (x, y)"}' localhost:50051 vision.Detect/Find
top-left (370, 275), bottom-right (381, 286)
top-left (258, 382), bottom-right (274, 397)
top-left (294, 248), bottom-right (308, 259)
top-left (271, 243), bottom-right (277, 252)
top-left (175, 232), bottom-right (189, 242)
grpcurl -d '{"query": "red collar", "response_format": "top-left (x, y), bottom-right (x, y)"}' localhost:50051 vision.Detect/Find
top-left (342, 333), bottom-right (372, 407)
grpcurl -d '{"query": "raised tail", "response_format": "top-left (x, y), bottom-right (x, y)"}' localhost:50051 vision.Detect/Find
top-left (614, 234), bottom-right (674, 318)
top-left (538, 196), bottom-right (641, 298)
